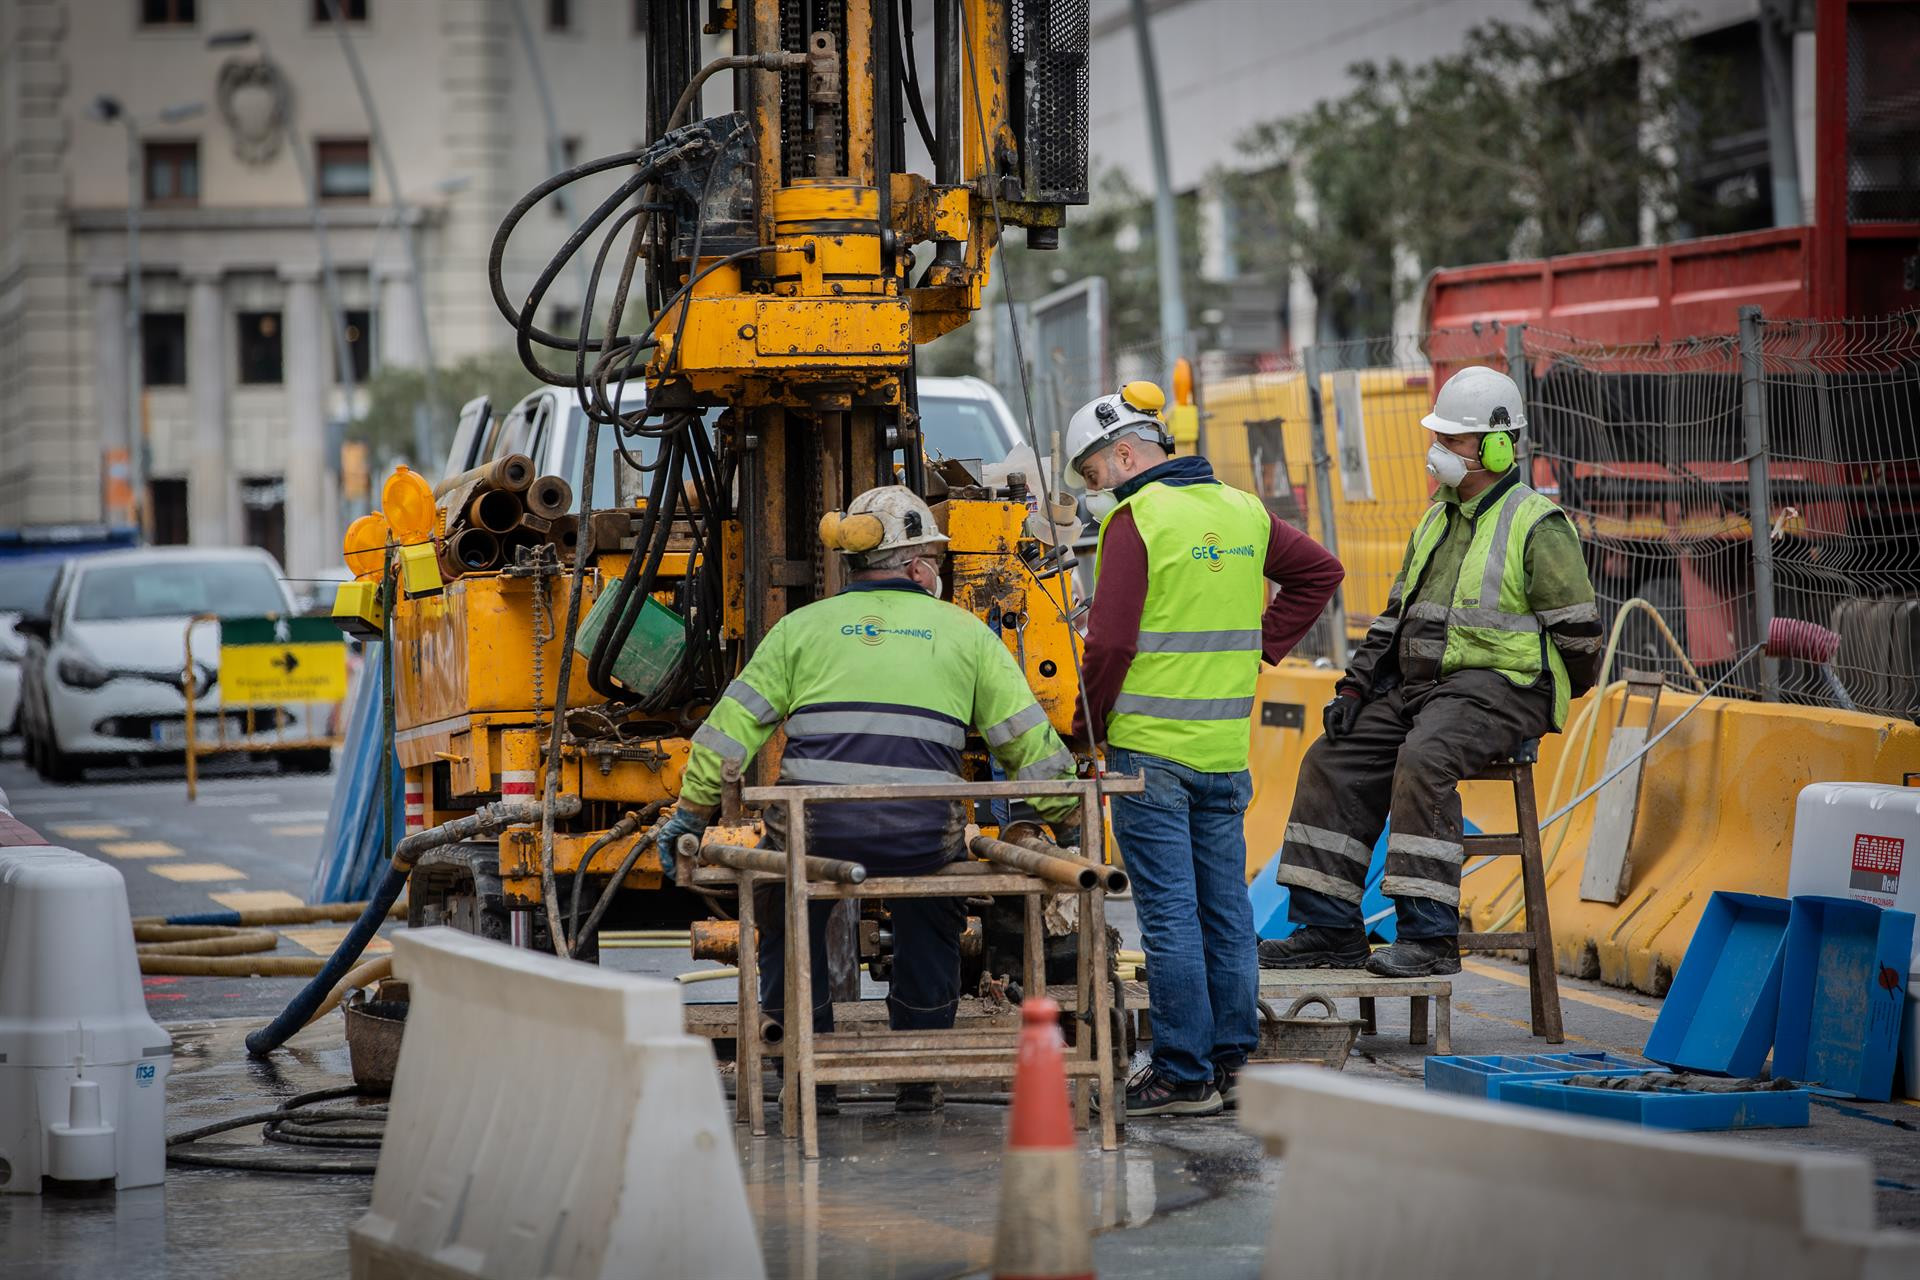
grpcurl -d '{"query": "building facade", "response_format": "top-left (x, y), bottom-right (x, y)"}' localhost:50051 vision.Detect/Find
top-left (0, 0), bottom-right (663, 577)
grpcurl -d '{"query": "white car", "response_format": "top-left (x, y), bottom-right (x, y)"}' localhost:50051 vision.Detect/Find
top-left (917, 375), bottom-right (1033, 480)
top-left (0, 558), bottom-right (69, 737)
top-left (15, 546), bottom-right (325, 782)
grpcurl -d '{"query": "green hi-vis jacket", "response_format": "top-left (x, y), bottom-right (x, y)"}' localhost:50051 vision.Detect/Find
top-left (680, 580), bottom-right (1078, 872)
top-left (1095, 479), bottom-right (1273, 773)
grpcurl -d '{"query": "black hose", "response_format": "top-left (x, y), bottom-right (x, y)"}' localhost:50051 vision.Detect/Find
top-left (244, 863), bottom-right (408, 1059)
top-left (167, 1085), bottom-right (385, 1175)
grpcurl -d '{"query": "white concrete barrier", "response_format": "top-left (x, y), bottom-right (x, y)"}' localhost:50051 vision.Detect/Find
top-left (350, 927), bottom-right (765, 1280)
top-left (1238, 1067), bottom-right (1920, 1280)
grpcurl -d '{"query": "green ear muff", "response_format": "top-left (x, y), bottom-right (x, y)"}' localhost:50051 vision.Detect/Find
top-left (1480, 430), bottom-right (1515, 474)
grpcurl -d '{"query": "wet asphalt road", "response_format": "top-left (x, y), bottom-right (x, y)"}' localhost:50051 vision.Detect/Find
top-left (1, 752), bottom-right (1916, 1278)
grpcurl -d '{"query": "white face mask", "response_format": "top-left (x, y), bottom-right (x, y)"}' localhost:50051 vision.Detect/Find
top-left (1084, 490), bottom-right (1118, 520)
top-left (1426, 441), bottom-right (1471, 488)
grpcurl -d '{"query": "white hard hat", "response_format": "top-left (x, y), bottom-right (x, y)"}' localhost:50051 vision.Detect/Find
top-left (1062, 382), bottom-right (1175, 488)
top-left (818, 484), bottom-right (948, 562)
top-left (1421, 365), bottom-right (1528, 436)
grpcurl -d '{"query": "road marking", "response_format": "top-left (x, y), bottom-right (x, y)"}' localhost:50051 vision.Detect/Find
top-left (150, 862), bottom-right (247, 882)
top-left (282, 925), bottom-right (390, 957)
top-left (1462, 959), bottom-right (1660, 1023)
top-left (212, 889), bottom-right (306, 913)
top-left (252, 809), bottom-right (328, 824)
top-left (194, 793), bottom-right (282, 808)
top-left (4, 797), bottom-right (102, 813)
top-left (100, 841), bottom-right (182, 859)
top-left (51, 823), bottom-right (130, 839)
top-left (1452, 998), bottom-right (1613, 1050)
top-left (268, 823), bottom-right (326, 837)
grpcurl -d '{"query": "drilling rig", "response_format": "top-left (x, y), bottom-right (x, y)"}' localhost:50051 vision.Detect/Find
top-left (344, 0), bottom-right (1095, 982)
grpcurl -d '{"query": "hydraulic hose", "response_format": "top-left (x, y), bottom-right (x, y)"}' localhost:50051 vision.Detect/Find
top-left (244, 796), bottom-right (580, 1058)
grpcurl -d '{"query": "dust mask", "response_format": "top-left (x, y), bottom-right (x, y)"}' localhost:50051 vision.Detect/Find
top-left (1084, 490), bottom-right (1118, 521)
top-left (1425, 441), bottom-right (1471, 488)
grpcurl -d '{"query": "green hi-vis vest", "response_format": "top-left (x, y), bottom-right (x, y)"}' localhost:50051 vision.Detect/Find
top-left (1401, 481), bottom-right (1573, 728)
top-left (1095, 480), bottom-right (1272, 773)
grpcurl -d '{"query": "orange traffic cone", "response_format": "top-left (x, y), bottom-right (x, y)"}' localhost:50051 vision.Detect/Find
top-left (991, 997), bottom-right (1094, 1280)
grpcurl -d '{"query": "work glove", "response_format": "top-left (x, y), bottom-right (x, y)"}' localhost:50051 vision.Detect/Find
top-left (654, 806), bottom-right (711, 876)
top-left (1322, 689), bottom-right (1362, 743)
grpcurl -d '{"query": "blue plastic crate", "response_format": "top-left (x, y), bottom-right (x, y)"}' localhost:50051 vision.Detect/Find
top-left (1643, 892), bottom-right (1792, 1076)
top-left (1773, 896), bottom-right (1915, 1102)
top-left (1424, 1052), bottom-right (1654, 1099)
top-left (1496, 1078), bottom-right (1810, 1131)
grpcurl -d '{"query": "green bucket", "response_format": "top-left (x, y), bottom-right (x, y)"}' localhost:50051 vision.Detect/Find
top-left (575, 588), bottom-right (687, 698)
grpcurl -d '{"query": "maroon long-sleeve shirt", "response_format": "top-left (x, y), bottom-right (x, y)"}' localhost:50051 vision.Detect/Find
top-left (1074, 504), bottom-right (1344, 746)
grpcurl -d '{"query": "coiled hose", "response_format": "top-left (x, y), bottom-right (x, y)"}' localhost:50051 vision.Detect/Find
top-left (132, 902), bottom-right (405, 977)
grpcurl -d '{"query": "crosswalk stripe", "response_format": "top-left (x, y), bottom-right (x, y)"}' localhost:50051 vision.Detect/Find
top-left (51, 823), bottom-right (130, 840)
top-left (282, 925), bottom-right (390, 957)
top-left (150, 862), bottom-right (247, 883)
top-left (100, 841), bottom-right (182, 859)
top-left (268, 823), bottom-right (326, 837)
top-left (212, 889), bottom-right (306, 913)
top-left (251, 810), bottom-right (329, 824)
top-left (193, 793), bottom-right (282, 809)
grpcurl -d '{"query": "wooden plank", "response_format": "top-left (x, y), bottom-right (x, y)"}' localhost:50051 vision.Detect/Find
top-left (1580, 720), bottom-right (1653, 903)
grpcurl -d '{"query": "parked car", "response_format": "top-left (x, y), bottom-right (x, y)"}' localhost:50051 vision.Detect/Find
top-left (0, 526), bottom-right (139, 738)
top-left (14, 546), bottom-right (326, 781)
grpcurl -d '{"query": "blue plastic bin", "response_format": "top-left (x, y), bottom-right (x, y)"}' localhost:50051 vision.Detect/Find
top-left (1772, 896), bottom-right (1915, 1102)
top-left (1424, 1052), bottom-right (1654, 1099)
top-left (1496, 1078), bottom-right (1810, 1131)
top-left (1643, 892), bottom-right (1792, 1076)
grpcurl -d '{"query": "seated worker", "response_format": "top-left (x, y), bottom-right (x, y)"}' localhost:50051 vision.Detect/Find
top-left (1262, 366), bottom-right (1602, 978)
top-left (657, 484), bottom-right (1081, 1114)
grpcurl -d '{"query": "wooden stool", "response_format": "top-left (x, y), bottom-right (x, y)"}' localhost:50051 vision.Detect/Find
top-left (1458, 738), bottom-right (1564, 1043)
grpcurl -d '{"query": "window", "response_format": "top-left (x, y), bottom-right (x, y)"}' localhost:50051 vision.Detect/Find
top-left (313, 0), bottom-right (367, 21)
top-left (237, 311), bottom-right (283, 385)
top-left (240, 477), bottom-right (286, 567)
top-left (150, 479), bottom-right (189, 545)
top-left (141, 313), bottom-right (187, 386)
top-left (548, 0), bottom-right (571, 31)
top-left (343, 309), bottom-right (373, 383)
top-left (143, 141), bottom-right (199, 207)
top-left (140, 0), bottom-right (196, 25)
top-left (73, 558), bottom-right (285, 621)
top-left (317, 139), bottom-right (371, 201)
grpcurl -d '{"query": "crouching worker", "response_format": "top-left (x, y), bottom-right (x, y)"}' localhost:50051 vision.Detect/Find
top-left (1264, 367), bottom-right (1601, 978)
top-left (656, 485), bottom-right (1082, 1113)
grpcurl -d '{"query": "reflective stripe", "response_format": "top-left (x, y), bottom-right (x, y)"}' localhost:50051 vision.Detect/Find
top-left (1380, 874), bottom-right (1460, 906)
top-left (1387, 832), bottom-right (1465, 865)
top-left (692, 722), bottom-right (749, 763)
top-left (1285, 822), bottom-right (1372, 867)
top-left (983, 702), bottom-right (1049, 748)
top-left (1013, 747), bottom-right (1075, 782)
top-left (784, 709), bottom-right (965, 749)
top-left (1407, 601), bottom-right (1540, 632)
top-left (1405, 601), bottom-right (1448, 622)
top-left (1539, 601), bottom-right (1600, 627)
top-left (1477, 482), bottom-right (1532, 606)
top-left (1112, 693), bottom-right (1255, 721)
top-left (778, 758), bottom-right (964, 787)
top-left (723, 678), bottom-right (779, 725)
top-left (1276, 862), bottom-right (1365, 905)
top-left (1559, 634), bottom-right (1604, 654)
top-left (1136, 629), bottom-right (1261, 654)
top-left (1403, 637), bottom-right (1447, 661)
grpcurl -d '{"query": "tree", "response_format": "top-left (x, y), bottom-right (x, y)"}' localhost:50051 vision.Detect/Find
top-left (350, 351), bottom-right (541, 471)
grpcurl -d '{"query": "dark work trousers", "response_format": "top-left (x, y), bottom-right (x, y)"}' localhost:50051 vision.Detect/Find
top-left (756, 883), bottom-right (967, 1033)
top-left (1277, 669), bottom-right (1553, 940)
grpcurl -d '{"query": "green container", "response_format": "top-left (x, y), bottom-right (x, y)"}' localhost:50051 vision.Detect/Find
top-left (575, 588), bottom-right (687, 697)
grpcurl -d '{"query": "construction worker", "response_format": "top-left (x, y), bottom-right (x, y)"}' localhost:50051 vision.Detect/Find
top-left (1262, 365), bottom-right (1602, 978)
top-left (656, 485), bottom-right (1082, 1114)
top-left (1068, 383), bottom-right (1344, 1118)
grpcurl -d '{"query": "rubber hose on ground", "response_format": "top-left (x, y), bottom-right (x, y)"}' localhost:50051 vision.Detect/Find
top-left (166, 1085), bottom-right (386, 1175)
top-left (133, 922), bottom-right (329, 977)
top-left (245, 863), bottom-right (408, 1058)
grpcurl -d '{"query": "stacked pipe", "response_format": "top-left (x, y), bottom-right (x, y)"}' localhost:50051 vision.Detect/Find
top-left (430, 452), bottom-right (578, 579)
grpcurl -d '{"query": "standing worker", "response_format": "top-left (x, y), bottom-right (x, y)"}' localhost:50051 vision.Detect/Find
top-left (1262, 366), bottom-right (1602, 978)
top-left (655, 485), bottom-right (1082, 1114)
top-left (1069, 383), bottom-right (1344, 1117)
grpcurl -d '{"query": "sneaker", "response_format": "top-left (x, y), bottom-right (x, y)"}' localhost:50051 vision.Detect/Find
top-left (1257, 925), bottom-right (1369, 970)
top-left (1365, 935), bottom-right (1461, 978)
top-left (895, 1082), bottom-right (944, 1113)
top-left (1213, 1061), bottom-right (1242, 1111)
top-left (1125, 1064), bottom-right (1223, 1118)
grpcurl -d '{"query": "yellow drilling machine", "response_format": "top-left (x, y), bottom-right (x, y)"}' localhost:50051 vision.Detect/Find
top-left (289, 0), bottom-right (1106, 1059)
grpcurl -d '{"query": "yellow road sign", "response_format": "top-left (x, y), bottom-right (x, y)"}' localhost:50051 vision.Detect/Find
top-left (220, 616), bottom-right (348, 705)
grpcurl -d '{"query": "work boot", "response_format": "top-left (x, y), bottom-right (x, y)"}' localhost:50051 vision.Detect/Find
top-left (894, 1082), bottom-right (944, 1113)
top-left (1124, 1065), bottom-right (1223, 1118)
top-left (1257, 925), bottom-right (1369, 970)
top-left (1213, 1061), bottom-right (1243, 1112)
top-left (1365, 935), bottom-right (1461, 978)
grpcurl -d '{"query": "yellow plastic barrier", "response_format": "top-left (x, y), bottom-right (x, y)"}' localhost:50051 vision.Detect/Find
top-left (1241, 663), bottom-right (1920, 995)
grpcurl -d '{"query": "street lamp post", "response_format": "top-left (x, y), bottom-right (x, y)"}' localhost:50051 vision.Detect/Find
top-left (88, 96), bottom-right (204, 535)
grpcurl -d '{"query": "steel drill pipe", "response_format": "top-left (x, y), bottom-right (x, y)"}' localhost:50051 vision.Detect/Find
top-left (1010, 832), bottom-right (1128, 895)
top-left (469, 488), bottom-right (525, 535)
top-left (968, 833), bottom-right (1099, 890)
top-left (433, 452), bottom-right (534, 499)
top-left (690, 917), bottom-right (742, 963)
top-left (525, 474), bottom-right (574, 521)
top-left (446, 526), bottom-right (502, 572)
top-left (546, 514), bottom-right (580, 556)
top-left (682, 835), bottom-right (868, 884)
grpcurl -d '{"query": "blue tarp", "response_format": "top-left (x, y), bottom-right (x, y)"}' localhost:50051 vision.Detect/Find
top-left (308, 642), bottom-right (402, 904)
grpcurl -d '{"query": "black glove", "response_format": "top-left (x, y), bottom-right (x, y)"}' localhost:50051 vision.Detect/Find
top-left (1322, 690), bottom-right (1362, 742)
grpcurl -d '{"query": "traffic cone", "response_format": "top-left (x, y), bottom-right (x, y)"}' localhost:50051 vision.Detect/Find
top-left (991, 997), bottom-right (1094, 1280)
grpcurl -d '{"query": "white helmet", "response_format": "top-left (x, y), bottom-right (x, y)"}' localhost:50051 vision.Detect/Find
top-left (1062, 382), bottom-right (1175, 488)
top-left (818, 484), bottom-right (948, 563)
top-left (1421, 365), bottom-right (1528, 437)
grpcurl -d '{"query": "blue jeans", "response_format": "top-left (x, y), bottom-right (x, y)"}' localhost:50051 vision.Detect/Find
top-left (1107, 746), bottom-right (1259, 1084)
